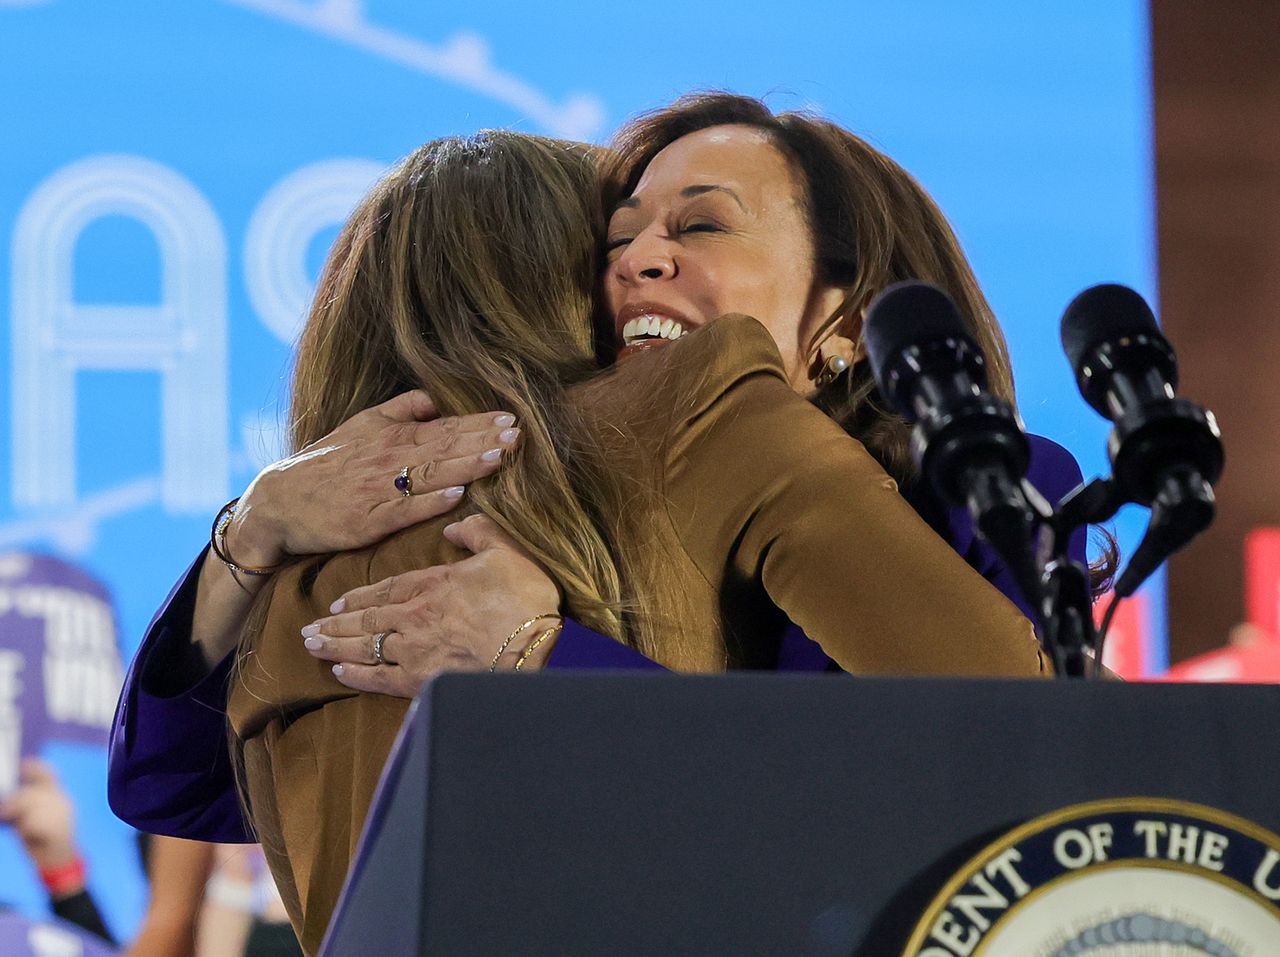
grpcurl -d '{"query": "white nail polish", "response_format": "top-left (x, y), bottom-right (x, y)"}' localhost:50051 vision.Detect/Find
top-left (443, 486), bottom-right (465, 498)
top-left (493, 413), bottom-right (516, 427)
top-left (481, 448), bottom-right (503, 462)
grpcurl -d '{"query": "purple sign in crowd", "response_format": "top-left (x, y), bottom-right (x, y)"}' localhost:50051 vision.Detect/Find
top-left (0, 552), bottom-right (122, 797)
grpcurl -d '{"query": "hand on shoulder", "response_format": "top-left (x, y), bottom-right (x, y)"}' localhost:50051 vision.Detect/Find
top-left (228, 390), bottom-right (521, 563)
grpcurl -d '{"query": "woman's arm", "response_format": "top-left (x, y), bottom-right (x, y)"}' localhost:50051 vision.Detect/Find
top-left (127, 836), bottom-right (216, 957)
top-left (669, 362), bottom-right (1048, 676)
top-left (294, 352), bottom-right (1084, 686)
top-left (189, 391), bottom-right (518, 670)
top-left (109, 392), bottom-right (516, 839)
top-left (0, 758), bottom-right (118, 946)
top-left (299, 515), bottom-right (664, 697)
top-left (108, 549), bottom-right (252, 842)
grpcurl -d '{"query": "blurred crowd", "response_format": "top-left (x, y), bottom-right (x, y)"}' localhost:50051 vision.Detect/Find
top-left (2, 758), bottom-right (301, 956)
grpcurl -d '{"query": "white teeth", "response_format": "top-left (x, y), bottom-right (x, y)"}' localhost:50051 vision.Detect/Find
top-left (622, 315), bottom-right (690, 346)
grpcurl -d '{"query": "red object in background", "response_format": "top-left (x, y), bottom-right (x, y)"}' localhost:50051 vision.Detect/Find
top-left (1086, 528), bottom-right (1280, 683)
top-left (1159, 529), bottom-right (1280, 682)
top-left (1245, 528), bottom-right (1280, 641)
top-left (1098, 591), bottom-right (1151, 679)
top-left (1162, 634), bottom-right (1280, 682)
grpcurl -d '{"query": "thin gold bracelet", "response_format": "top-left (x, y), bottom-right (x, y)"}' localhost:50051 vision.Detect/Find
top-left (210, 498), bottom-right (283, 577)
top-left (514, 624), bottom-right (563, 672)
top-left (489, 613), bottom-right (562, 672)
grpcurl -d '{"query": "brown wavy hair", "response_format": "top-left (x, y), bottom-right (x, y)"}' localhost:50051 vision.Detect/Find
top-left (288, 132), bottom-right (654, 651)
top-left (602, 92), bottom-right (1116, 590)
top-left (601, 91), bottom-right (1015, 488)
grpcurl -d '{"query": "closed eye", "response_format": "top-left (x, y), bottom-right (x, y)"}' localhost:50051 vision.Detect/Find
top-left (605, 220), bottom-right (720, 256)
top-left (605, 235), bottom-right (633, 252)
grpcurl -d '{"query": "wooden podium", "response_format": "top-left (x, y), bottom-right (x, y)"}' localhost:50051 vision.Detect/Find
top-left (320, 674), bottom-right (1280, 956)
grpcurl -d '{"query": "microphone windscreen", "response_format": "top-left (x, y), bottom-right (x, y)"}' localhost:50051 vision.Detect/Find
top-left (1059, 283), bottom-right (1160, 374)
top-left (864, 280), bottom-right (973, 388)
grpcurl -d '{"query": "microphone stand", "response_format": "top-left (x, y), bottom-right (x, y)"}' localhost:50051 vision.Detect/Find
top-left (1037, 462), bottom-right (1217, 678)
top-left (1036, 478), bottom-right (1123, 679)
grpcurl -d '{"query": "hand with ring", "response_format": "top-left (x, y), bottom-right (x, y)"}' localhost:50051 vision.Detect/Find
top-left (223, 390), bottom-right (523, 569)
top-left (300, 515), bottom-right (563, 697)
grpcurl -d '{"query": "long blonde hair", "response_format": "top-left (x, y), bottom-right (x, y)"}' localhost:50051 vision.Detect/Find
top-left (289, 132), bottom-right (653, 652)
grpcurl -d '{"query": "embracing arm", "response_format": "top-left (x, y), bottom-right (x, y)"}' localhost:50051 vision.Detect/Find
top-left (667, 329), bottom-right (1048, 676)
top-left (108, 392), bottom-right (518, 839)
top-left (191, 392), bottom-right (518, 670)
top-left (108, 548), bottom-right (254, 842)
top-left (300, 516), bottom-right (664, 698)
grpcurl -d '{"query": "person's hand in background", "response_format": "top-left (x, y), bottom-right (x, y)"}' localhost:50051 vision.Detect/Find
top-left (0, 757), bottom-right (82, 885)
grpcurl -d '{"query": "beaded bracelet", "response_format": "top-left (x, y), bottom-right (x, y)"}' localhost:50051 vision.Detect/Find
top-left (489, 613), bottom-right (562, 672)
top-left (210, 498), bottom-right (282, 577)
top-left (514, 623), bottom-right (563, 672)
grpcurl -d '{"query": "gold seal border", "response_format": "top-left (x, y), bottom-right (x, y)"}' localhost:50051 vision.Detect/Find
top-left (901, 796), bottom-right (1280, 956)
top-left (969, 858), bottom-right (1280, 957)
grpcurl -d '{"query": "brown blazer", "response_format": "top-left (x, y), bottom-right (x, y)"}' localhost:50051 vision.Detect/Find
top-left (228, 315), bottom-right (1046, 954)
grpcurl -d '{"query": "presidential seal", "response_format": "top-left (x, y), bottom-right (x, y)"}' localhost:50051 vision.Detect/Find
top-left (902, 798), bottom-right (1280, 957)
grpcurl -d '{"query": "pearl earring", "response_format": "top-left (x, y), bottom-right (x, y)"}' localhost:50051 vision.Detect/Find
top-left (815, 354), bottom-right (850, 388)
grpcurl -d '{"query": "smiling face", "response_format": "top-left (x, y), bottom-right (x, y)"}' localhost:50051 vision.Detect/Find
top-left (603, 124), bottom-right (851, 393)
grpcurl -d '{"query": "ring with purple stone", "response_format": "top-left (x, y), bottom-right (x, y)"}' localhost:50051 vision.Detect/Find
top-left (394, 466), bottom-right (413, 498)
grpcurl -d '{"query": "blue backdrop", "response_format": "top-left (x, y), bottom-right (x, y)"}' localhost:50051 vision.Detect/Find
top-left (0, 0), bottom-right (1154, 938)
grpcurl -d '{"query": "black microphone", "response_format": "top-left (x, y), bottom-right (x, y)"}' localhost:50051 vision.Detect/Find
top-left (865, 281), bottom-right (1043, 613)
top-left (1060, 283), bottom-right (1224, 596)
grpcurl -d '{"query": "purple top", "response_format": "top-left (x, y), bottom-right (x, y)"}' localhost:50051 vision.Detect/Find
top-left (108, 435), bottom-right (1085, 843)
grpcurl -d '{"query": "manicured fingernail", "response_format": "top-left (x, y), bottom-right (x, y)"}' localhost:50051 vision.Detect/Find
top-left (493, 413), bottom-right (516, 428)
top-left (303, 636), bottom-right (324, 651)
top-left (481, 447), bottom-right (503, 462)
top-left (301, 623), bottom-right (321, 638)
top-left (498, 427), bottom-right (520, 445)
top-left (329, 598), bottom-right (345, 614)
top-left (332, 664), bottom-right (344, 677)
top-left (443, 485), bottom-right (465, 499)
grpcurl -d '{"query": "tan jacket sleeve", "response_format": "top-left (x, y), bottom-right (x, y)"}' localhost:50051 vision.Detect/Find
top-left (658, 315), bottom-right (1048, 677)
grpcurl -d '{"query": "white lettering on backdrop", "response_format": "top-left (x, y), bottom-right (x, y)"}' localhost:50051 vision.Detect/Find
top-left (243, 159), bottom-right (384, 345)
top-left (5, 155), bottom-right (380, 546)
top-left (10, 155), bottom-right (228, 512)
